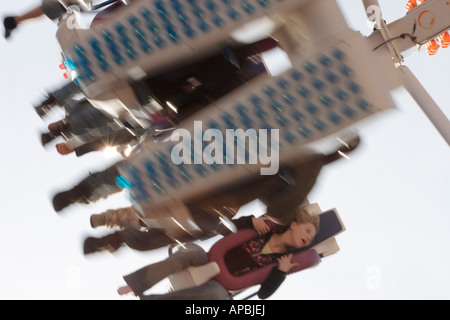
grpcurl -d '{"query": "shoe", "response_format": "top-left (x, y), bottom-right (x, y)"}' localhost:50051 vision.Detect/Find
top-left (90, 213), bottom-right (106, 228)
top-left (4, 17), bottom-right (17, 39)
top-left (117, 286), bottom-right (134, 296)
top-left (52, 184), bottom-right (92, 212)
top-left (52, 191), bottom-right (74, 212)
top-left (34, 95), bottom-right (57, 118)
top-left (56, 143), bottom-right (74, 155)
top-left (35, 106), bottom-right (52, 118)
top-left (48, 120), bottom-right (68, 134)
top-left (83, 237), bottom-right (104, 254)
top-left (83, 235), bottom-right (121, 255)
top-left (41, 132), bottom-right (56, 146)
top-left (341, 135), bottom-right (361, 153)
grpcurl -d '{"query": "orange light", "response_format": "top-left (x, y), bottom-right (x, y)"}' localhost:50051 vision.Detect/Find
top-left (439, 32), bottom-right (450, 49)
top-left (426, 39), bottom-right (440, 56)
top-left (406, 0), bottom-right (418, 11)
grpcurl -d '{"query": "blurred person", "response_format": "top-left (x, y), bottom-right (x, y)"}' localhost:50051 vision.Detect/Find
top-left (83, 201), bottom-right (238, 254)
top-left (52, 38), bottom-right (280, 209)
top-left (38, 93), bottom-right (152, 156)
top-left (116, 208), bottom-right (319, 300)
top-left (34, 81), bottom-right (82, 119)
top-left (82, 136), bottom-right (360, 255)
top-left (41, 99), bottom-right (131, 153)
top-left (41, 36), bottom-right (276, 156)
top-left (35, 80), bottom-right (172, 156)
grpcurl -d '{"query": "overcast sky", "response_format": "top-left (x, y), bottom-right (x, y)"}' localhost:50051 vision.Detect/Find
top-left (0, 0), bottom-right (449, 300)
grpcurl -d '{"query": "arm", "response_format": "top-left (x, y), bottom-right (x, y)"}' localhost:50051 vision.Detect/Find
top-left (257, 267), bottom-right (286, 299)
top-left (232, 215), bottom-right (280, 233)
top-left (231, 215), bottom-right (255, 230)
top-left (257, 253), bottom-right (298, 299)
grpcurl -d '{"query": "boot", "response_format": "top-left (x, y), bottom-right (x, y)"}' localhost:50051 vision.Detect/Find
top-left (83, 234), bottom-right (122, 255)
top-left (90, 213), bottom-right (107, 228)
top-left (338, 135), bottom-right (361, 154)
top-left (34, 95), bottom-right (57, 118)
top-left (52, 183), bottom-right (92, 212)
top-left (41, 132), bottom-right (56, 146)
top-left (3, 17), bottom-right (17, 39)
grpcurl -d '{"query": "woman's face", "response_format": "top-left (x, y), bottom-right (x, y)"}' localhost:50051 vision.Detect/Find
top-left (289, 222), bottom-right (317, 249)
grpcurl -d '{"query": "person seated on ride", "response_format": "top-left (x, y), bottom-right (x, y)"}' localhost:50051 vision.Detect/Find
top-left (34, 79), bottom-right (167, 156)
top-left (79, 134), bottom-right (358, 255)
top-left (116, 207), bottom-right (319, 300)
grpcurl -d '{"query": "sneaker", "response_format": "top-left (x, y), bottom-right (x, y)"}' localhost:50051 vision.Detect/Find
top-left (3, 17), bottom-right (17, 39)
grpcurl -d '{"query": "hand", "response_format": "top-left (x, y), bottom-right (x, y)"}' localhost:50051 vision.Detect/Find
top-left (277, 254), bottom-right (299, 273)
top-left (252, 216), bottom-right (271, 235)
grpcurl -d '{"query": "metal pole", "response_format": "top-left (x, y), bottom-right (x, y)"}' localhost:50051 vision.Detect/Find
top-left (399, 65), bottom-right (450, 146)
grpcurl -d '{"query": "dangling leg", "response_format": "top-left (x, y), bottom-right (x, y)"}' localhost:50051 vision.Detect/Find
top-left (14, 7), bottom-right (45, 23)
top-left (84, 206), bottom-right (201, 255)
top-left (121, 244), bottom-right (208, 296)
top-left (83, 228), bottom-right (176, 255)
top-left (4, 0), bottom-right (75, 39)
top-left (90, 207), bottom-right (142, 230)
top-left (35, 81), bottom-right (82, 118)
top-left (3, 6), bottom-right (45, 39)
top-left (52, 161), bottom-right (123, 212)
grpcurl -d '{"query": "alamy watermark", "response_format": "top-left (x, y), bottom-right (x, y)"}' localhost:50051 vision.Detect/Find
top-left (366, 5), bottom-right (383, 30)
top-left (170, 121), bottom-right (280, 176)
top-left (366, 265), bottom-right (382, 290)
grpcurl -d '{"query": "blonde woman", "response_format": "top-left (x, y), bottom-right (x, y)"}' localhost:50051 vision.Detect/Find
top-left (117, 208), bottom-right (319, 300)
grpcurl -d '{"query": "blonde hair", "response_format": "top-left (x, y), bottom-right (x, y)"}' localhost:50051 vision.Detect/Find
top-left (292, 206), bottom-right (320, 235)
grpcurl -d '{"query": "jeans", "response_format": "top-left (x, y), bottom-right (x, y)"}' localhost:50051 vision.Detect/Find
top-left (123, 244), bottom-right (230, 299)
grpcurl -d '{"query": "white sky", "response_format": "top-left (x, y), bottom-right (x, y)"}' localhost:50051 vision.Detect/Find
top-left (0, 0), bottom-right (449, 300)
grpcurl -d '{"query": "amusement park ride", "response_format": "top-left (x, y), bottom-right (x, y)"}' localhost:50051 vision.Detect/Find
top-left (34, 0), bottom-right (450, 297)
